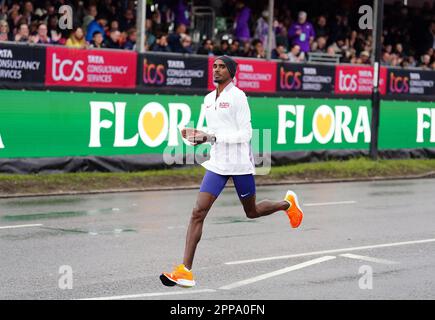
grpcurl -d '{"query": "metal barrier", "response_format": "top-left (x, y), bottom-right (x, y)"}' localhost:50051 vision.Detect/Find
top-left (308, 52), bottom-right (342, 64)
top-left (191, 6), bottom-right (215, 44)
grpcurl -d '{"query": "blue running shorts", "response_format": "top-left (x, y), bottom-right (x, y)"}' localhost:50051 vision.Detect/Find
top-left (199, 170), bottom-right (256, 199)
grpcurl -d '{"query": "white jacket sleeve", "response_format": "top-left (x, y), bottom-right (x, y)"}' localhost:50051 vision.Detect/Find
top-left (215, 93), bottom-right (252, 144)
top-left (197, 100), bottom-right (214, 136)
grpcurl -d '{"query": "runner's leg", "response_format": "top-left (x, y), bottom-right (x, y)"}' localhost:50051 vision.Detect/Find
top-left (183, 170), bottom-right (229, 269)
top-left (233, 174), bottom-right (289, 219)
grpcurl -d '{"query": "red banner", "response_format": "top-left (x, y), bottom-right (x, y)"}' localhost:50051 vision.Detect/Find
top-left (45, 46), bottom-right (137, 88)
top-left (208, 57), bottom-right (276, 92)
top-left (334, 65), bottom-right (387, 95)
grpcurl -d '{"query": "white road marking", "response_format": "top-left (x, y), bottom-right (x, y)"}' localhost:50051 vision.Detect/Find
top-left (303, 200), bottom-right (356, 207)
top-left (340, 253), bottom-right (399, 265)
top-left (0, 224), bottom-right (43, 230)
top-left (219, 256), bottom-right (336, 290)
top-left (225, 238), bottom-right (435, 265)
top-left (79, 289), bottom-right (216, 300)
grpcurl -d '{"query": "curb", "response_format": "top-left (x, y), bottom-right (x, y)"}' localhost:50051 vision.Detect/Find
top-left (0, 171), bottom-right (434, 199)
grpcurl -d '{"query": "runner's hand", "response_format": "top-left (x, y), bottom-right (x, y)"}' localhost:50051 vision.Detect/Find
top-left (181, 128), bottom-right (213, 146)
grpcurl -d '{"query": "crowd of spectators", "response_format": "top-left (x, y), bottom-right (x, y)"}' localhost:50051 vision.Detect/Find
top-left (0, 0), bottom-right (434, 70)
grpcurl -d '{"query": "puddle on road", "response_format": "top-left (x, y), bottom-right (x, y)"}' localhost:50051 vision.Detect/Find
top-left (368, 191), bottom-right (411, 197)
top-left (1, 207), bottom-right (122, 222)
top-left (41, 226), bottom-right (136, 235)
top-left (0, 197), bottom-right (84, 207)
top-left (369, 181), bottom-right (416, 188)
top-left (0, 226), bottom-right (136, 241)
top-left (211, 216), bottom-right (257, 225)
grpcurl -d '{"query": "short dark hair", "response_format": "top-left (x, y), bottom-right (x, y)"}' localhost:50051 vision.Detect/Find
top-left (127, 28), bottom-right (136, 36)
top-left (96, 14), bottom-right (108, 21)
top-left (156, 33), bottom-right (167, 40)
top-left (92, 30), bottom-right (102, 37)
top-left (252, 39), bottom-right (262, 46)
top-left (18, 22), bottom-right (28, 29)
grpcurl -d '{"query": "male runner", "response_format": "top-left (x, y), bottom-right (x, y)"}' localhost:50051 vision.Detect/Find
top-left (160, 55), bottom-right (304, 288)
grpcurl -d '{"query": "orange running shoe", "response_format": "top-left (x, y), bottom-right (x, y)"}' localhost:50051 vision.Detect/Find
top-left (284, 190), bottom-right (304, 228)
top-left (160, 264), bottom-right (196, 287)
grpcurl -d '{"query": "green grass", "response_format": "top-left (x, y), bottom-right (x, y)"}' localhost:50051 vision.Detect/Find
top-left (1, 158), bottom-right (435, 196)
top-left (269, 158), bottom-right (435, 180)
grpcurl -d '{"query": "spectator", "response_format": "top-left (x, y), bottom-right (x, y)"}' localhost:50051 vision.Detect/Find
top-left (173, 0), bottom-right (190, 27)
top-left (145, 19), bottom-right (156, 48)
top-left (73, 0), bottom-right (86, 28)
top-left (314, 15), bottom-right (329, 39)
top-left (228, 39), bottom-right (241, 56)
top-left (180, 34), bottom-right (193, 53)
top-left (97, 0), bottom-right (116, 22)
top-left (213, 39), bottom-right (230, 56)
top-left (47, 15), bottom-right (59, 37)
top-left (341, 47), bottom-right (355, 63)
top-left (359, 51), bottom-right (370, 65)
top-left (105, 29), bottom-right (121, 49)
top-left (234, 0), bottom-right (251, 43)
top-left (22, 1), bottom-right (36, 26)
top-left (250, 39), bottom-right (266, 59)
top-left (240, 40), bottom-right (251, 57)
top-left (395, 43), bottom-right (406, 59)
top-left (421, 20), bottom-right (435, 53)
top-left (419, 54), bottom-right (432, 69)
top-left (123, 28), bottom-right (136, 50)
top-left (89, 30), bottom-right (106, 49)
top-left (151, 34), bottom-right (171, 52)
top-left (82, 5), bottom-right (97, 32)
top-left (150, 9), bottom-right (163, 35)
top-left (86, 14), bottom-right (108, 42)
top-left (275, 25), bottom-right (289, 49)
top-left (288, 11), bottom-right (315, 54)
top-left (36, 23), bottom-right (51, 44)
top-left (385, 44), bottom-right (393, 55)
top-left (288, 44), bottom-right (303, 62)
top-left (348, 30), bottom-right (358, 50)
top-left (329, 36), bottom-right (347, 56)
top-left (110, 20), bottom-right (119, 32)
top-left (329, 13), bottom-right (350, 45)
top-left (14, 22), bottom-right (29, 42)
top-left (120, 9), bottom-right (135, 32)
top-left (381, 51), bottom-right (391, 66)
top-left (0, 3), bottom-right (7, 22)
top-left (197, 38), bottom-right (214, 55)
top-left (326, 45), bottom-right (337, 57)
top-left (254, 10), bottom-right (275, 51)
top-left (0, 19), bottom-right (11, 41)
top-left (312, 36), bottom-right (327, 53)
top-left (407, 55), bottom-right (417, 67)
top-left (271, 44), bottom-right (289, 60)
top-left (65, 26), bottom-right (87, 49)
top-left (168, 23), bottom-right (186, 53)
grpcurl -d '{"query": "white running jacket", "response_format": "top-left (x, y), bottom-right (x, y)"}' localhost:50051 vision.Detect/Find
top-left (200, 82), bottom-right (255, 175)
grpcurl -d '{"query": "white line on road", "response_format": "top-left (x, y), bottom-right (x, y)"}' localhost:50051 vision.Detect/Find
top-left (340, 253), bottom-right (399, 265)
top-left (219, 256), bottom-right (336, 290)
top-left (225, 238), bottom-right (435, 265)
top-left (303, 201), bottom-right (357, 207)
top-left (0, 224), bottom-right (43, 230)
top-left (79, 289), bottom-right (217, 300)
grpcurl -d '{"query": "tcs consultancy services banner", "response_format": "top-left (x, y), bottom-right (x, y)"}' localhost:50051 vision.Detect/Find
top-left (45, 46), bottom-right (137, 88)
top-left (0, 90), bottom-right (433, 158)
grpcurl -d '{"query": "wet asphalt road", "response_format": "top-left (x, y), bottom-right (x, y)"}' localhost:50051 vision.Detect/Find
top-left (0, 178), bottom-right (435, 300)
